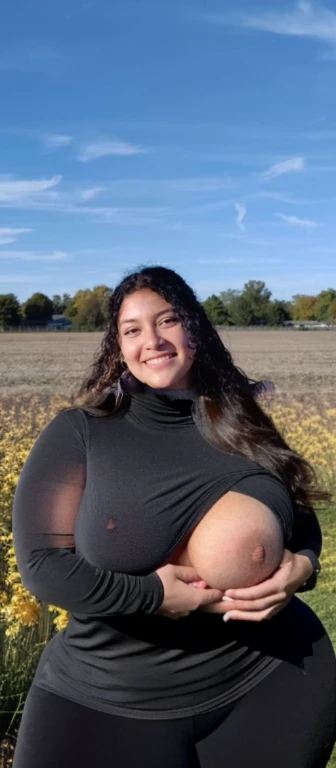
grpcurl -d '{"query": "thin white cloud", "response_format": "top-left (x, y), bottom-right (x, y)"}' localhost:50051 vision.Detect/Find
top-left (80, 187), bottom-right (106, 201)
top-left (0, 227), bottom-right (33, 235)
top-left (275, 213), bottom-right (319, 228)
top-left (240, 2), bottom-right (336, 43)
top-left (0, 250), bottom-right (68, 261)
top-left (0, 227), bottom-right (33, 245)
top-left (234, 202), bottom-right (246, 232)
top-left (77, 140), bottom-right (145, 162)
top-left (43, 134), bottom-right (73, 150)
top-left (200, 3), bottom-right (336, 45)
top-left (0, 175), bottom-right (61, 202)
top-left (259, 157), bottom-right (305, 180)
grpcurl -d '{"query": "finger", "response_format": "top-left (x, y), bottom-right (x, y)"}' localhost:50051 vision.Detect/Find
top-left (223, 607), bottom-right (280, 622)
top-left (224, 600), bottom-right (291, 623)
top-left (221, 594), bottom-right (287, 612)
top-left (224, 578), bottom-right (283, 601)
top-left (198, 588), bottom-right (224, 606)
top-left (199, 598), bottom-right (285, 615)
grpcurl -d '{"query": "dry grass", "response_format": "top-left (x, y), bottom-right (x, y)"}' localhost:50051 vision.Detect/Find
top-left (0, 329), bottom-right (336, 396)
top-left (1, 329), bottom-right (335, 766)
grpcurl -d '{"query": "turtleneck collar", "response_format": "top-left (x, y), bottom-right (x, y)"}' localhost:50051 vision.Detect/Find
top-left (118, 372), bottom-right (198, 430)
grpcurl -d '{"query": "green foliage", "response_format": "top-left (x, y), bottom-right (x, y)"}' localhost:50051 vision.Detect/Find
top-left (314, 289), bottom-right (336, 323)
top-left (291, 294), bottom-right (317, 321)
top-left (51, 293), bottom-right (72, 315)
top-left (0, 295), bottom-right (21, 328)
top-left (202, 295), bottom-right (231, 325)
top-left (64, 285), bottom-right (112, 330)
top-left (265, 299), bottom-right (291, 326)
top-left (21, 293), bottom-right (53, 325)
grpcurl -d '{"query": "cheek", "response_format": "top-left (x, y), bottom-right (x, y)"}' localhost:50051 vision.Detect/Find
top-left (122, 340), bottom-right (141, 360)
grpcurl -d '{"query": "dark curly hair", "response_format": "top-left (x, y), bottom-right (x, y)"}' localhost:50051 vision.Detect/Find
top-left (71, 264), bottom-right (331, 513)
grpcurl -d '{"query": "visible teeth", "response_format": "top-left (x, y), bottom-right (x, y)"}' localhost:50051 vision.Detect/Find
top-left (146, 355), bottom-right (173, 366)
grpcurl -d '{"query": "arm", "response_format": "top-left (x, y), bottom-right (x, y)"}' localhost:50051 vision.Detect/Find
top-left (12, 409), bottom-right (164, 617)
top-left (286, 505), bottom-right (322, 592)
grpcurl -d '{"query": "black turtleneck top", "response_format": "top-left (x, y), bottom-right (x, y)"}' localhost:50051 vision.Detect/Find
top-left (12, 384), bottom-right (322, 719)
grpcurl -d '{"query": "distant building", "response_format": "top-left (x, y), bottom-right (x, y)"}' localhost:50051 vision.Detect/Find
top-left (282, 320), bottom-right (330, 329)
top-left (46, 314), bottom-right (72, 330)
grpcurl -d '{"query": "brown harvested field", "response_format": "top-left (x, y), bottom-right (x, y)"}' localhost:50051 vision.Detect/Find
top-left (0, 329), bottom-right (335, 396)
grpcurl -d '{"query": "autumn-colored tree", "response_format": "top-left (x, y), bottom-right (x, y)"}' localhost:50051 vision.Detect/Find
top-left (64, 286), bottom-right (112, 330)
top-left (291, 295), bottom-right (317, 321)
top-left (314, 289), bottom-right (336, 322)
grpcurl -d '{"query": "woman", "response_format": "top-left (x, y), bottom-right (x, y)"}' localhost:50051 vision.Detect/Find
top-left (12, 266), bottom-right (336, 767)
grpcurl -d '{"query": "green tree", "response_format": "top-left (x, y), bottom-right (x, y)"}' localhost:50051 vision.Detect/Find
top-left (220, 282), bottom-right (272, 326)
top-left (291, 295), bottom-right (317, 321)
top-left (52, 293), bottom-right (72, 314)
top-left (266, 300), bottom-right (291, 326)
top-left (314, 289), bottom-right (336, 322)
top-left (202, 295), bottom-right (231, 325)
top-left (92, 285), bottom-right (112, 323)
top-left (64, 286), bottom-right (112, 329)
top-left (0, 294), bottom-right (22, 328)
top-left (22, 293), bottom-right (53, 325)
top-left (240, 280), bottom-right (272, 324)
top-left (326, 297), bottom-right (336, 323)
top-left (64, 290), bottom-right (104, 330)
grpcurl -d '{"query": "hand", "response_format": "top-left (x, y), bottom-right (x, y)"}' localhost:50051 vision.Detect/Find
top-left (155, 563), bottom-right (223, 619)
top-left (198, 550), bottom-right (314, 622)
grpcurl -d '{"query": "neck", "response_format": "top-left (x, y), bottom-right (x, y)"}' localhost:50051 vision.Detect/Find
top-left (119, 373), bottom-right (198, 430)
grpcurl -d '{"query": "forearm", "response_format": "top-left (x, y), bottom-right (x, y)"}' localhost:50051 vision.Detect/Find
top-left (287, 506), bottom-right (322, 592)
top-left (17, 546), bottom-right (164, 616)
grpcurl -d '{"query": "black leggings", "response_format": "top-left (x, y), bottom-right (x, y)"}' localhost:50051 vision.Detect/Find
top-left (13, 628), bottom-right (336, 768)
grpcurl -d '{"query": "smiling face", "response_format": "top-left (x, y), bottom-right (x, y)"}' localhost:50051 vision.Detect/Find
top-left (117, 289), bottom-right (196, 390)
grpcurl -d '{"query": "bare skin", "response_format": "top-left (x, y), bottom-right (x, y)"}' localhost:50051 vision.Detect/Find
top-left (163, 491), bottom-right (284, 592)
top-left (117, 289), bottom-right (313, 620)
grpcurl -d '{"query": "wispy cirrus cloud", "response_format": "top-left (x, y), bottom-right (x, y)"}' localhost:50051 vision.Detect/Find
top-left (0, 175), bottom-right (61, 202)
top-left (200, 3), bottom-right (336, 50)
top-left (80, 187), bottom-right (106, 201)
top-left (275, 213), bottom-right (319, 228)
top-left (42, 134), bottom-right (73, 151)
top-left (77, 140), bottom-right (146, 162)
top-left (259, 157), bottom-right (305, 180)
top-left (234, 202), bottom-right (246, 232)
top-left (0, 250), bottom-right (68, 262)
top-left (0, 227), bottom-right (33, 245)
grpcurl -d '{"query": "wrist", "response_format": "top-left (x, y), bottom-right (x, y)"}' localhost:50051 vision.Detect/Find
top-left (294, 551), bottom-right (321, 592)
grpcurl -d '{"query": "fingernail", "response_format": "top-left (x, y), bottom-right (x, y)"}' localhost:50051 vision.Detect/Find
top-left (223, 613), bottom-right (232, 622)
top-left (222, 596), bottom-right (234, 601)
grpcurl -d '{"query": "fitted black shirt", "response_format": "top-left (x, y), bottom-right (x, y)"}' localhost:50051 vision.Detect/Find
top-left (12, 384), bottom-right (322, 719)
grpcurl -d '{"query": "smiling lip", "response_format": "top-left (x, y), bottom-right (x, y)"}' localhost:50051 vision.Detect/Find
top-left (144, 354), bottom-right (176, 367)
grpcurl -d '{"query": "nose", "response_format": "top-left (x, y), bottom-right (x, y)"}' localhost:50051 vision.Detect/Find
top-left (143, 325), bottom-right (165, 349)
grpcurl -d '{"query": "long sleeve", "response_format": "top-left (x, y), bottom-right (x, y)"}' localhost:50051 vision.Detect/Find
top-left (287, 504), bottom-right (322, 592)
top-left (12, 409), bottom-right (164, 616)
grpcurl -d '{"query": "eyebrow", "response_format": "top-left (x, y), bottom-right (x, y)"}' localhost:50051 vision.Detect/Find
top-left (119, 309), bottom-right (175, 326)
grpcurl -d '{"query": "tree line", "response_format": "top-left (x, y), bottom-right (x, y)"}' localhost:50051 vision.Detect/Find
top-left (0, 281), bottom-right (335, 331)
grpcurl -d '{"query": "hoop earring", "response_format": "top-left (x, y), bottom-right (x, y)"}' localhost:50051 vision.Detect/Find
top-left (119, 354), bottom-right (128, 371)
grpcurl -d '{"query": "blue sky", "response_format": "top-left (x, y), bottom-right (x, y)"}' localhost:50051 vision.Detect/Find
top-left (1, 0), bottom-right (336, 303)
